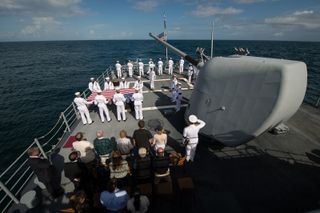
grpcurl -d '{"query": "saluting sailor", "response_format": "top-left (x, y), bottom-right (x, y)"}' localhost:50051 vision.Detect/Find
top-left (94, 90), bottom-right (111, 123)
top-left (157, 58), bottom-right (163, 75)
top-left (170, 75), bottom-right (178, 102)
top-left (88, 77), bottom-right (101, 92)
top-left (134, 76), bottom-right (144, 93)
top-left (115, 61), bottom-right (122, 78)
top-left (127, 60), bottom-right (133, 77)
top-left (113, 87), bottom-right (126, 121)
top-left (138, 59), bottom-right (144, 76)
top-left (119, 77), bottom-right (129, 89)
top-left (168, 57), bottom-right (174, 75)
top-left (149, 63), bottom-right (156, 90)
top-left (187, 64), bottom-right (193, 84)
top-left (175, 84), bottom-right (182, 112)
top-left (183, 115), bottom-right (206, 162)
top-left (131, 89), bottom-right (144, 120)
top-left (74, 92), bottom-right (94, 125)
top-left (104, 77), bottom-right (114, 91)
top-left (179, 57), bottom-right (184, 74)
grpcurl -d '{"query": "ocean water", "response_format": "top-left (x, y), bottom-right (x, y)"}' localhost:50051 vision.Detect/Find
top-left (0, 40), bottom-right (319, 169)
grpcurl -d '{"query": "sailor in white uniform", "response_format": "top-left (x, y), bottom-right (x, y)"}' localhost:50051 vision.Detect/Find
top-left (188, 64), bottom-right (193, 84)
top-left (148, 58), bottom-right (153, 74)
top-left (168, 57), bottom-right (174, 75)
top-left (138, 59), bottom-right (144, 76)
top-left (131, 89), bottom-right (144, 120)
top-left (157, 58), bottom-right (163, 75)
top-left (115, 61), bottom-right (122, 78)
top-left (88, 77), bottom-right (101, 92)
top-left (94, 90), bottom-right (111, 123)
top-left (127, 60), bottom-right (133, 77)
top-left (104, 77), bottom-right (114, 91)
top-left (175, 84), bottom-right (182, 112)
top-left (74, 92), bottom-right (93, 125)
top-left (149, 64), bottom-right (156, 90)
top-left (133, 76), bottom-right (144, 93)
top-left (183, 115), bottom-right (206, 162)
top-left (170, 75), bottom-right (178, 102)
top-left (113, 87), bottom-right (126, 121)
top-left (119, 77), bottom-right (129, 89)
top-left (179, 57), bottom-right (184, 74)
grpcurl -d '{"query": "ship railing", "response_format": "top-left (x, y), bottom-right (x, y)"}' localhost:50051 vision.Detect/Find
top-left (0, 65), bottom-right (113, 213)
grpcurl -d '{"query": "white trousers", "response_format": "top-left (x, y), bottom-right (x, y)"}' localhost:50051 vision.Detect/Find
top-left (116, 105), bottom-right (126, 121)
top-left (139, 67), bottom-right (144, 76)
top-left (117, 69), bottom-right (122, 78)
top-left (168, 66), bottom-right (173, 75)
top-left (150, 80), bottom-right (155, 89)
top-left (186, 143), bottom-right (198, 162)
top-left (134, 104), bottom-right (143, 120)
top-left (98, 105), bottom-right (110, 122)
top-left (179, 66), bottom-right (183, 74)
top-left (78, 106), bottom-right (92, 124)
top-left (171, 90), bottom-right (176, 102)
top-left (128, 68), bottom-right (133, 77)
top-left (158, 66), bottom-right (162, 75)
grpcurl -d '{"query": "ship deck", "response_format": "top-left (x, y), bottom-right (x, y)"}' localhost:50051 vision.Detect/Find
top-left (8, 72), bottom-right (320, 213)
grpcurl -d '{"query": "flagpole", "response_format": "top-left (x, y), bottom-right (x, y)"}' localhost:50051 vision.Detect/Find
top-left (164, 13), bottom-right (168, 62)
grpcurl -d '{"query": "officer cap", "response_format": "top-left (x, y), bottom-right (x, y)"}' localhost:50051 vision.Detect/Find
top-left (74, 92), bottom-right (80, 96)
top-left (188, 115), bottom-right (198, 123)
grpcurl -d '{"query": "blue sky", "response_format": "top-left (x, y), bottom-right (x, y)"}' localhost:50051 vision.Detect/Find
top-left (0, 0), bottom-right (320, 41)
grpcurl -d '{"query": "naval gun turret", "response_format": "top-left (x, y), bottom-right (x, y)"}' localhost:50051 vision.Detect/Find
top-left (149, 33), bottom-right (307, 146)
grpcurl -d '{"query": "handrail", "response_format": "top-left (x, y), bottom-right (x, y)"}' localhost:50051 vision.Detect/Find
top-left (0, 65), bottom-right (114, 213)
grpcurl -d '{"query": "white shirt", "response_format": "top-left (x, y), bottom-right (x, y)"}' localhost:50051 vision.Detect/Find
top-left (168, 59), bottom-right (174, 67)
top-left (88, 81), bottom-right (101, 92)
top-left (74, 97), bottom-right (91, 108)
top-left (115, 63), bottom-right (122, 71)
top-left (72, 140), bottom-right (94, 157)
top-left (113, 93), bottom-right (126, 106)
top-left (158, 60), bottom-right (163, 67)
top-left (94, 94), bottom-right (108, 107)
top-left (170, 79), bottom-right (178, 90)
top-left (188, 66), bottom-right (194, 76)
top-left (117, 137), bottom-right (133, 155)
top-left (149, 70), bottom-right (156, 80)
top-left (134, 80), bottom-right (143, 91)
top-left (104, 81), bottom-right (114, 90)
top-left (131, 92), bottom-right (143, 105)
top-left (180, 59), bottom-right (184, 66)
top-left (119, 81), bottom-right (129, 89)
top-left (127, 62), bottom-right (133, 70)
top-left (138, 62), bottom-right (144, 69)
top-left (149, 63), bottom-right (155, 70)
top-left (183, 120), bottom-right (206, 144)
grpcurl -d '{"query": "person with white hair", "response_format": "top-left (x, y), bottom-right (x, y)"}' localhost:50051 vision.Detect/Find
top-left (113, 87), bottom-right (127, 121)
top-left (149, 64), bottom-right (156, 90)
top-left (179, 57), bottom-right (184, 74)
top-left (115, 61), bottom-right (122, 78)
top-left (127, 60), bottom-right (133, 77)
top-left (138, 59), bottom-right (144, 76)
top-left (133, 76), bottom-right (143, 93)
top-left (104, 77), bottom-right (114, 91)
top-left (119, 77), bottom-right (129, 89)
top-left (131, 89), bottom-right (144, 120)
top-left (157, 58), bottom-right (163, 75)
top-left (168, 57), bottom-right (174, 75)
top-left (94, 90), bottom-right (111, 123)
top-left (88, 77), bottom-right (101, 92)
top-left (183, 115), bottom-right (206, 162)
top-left (74, 92), bottom-right (94, 125)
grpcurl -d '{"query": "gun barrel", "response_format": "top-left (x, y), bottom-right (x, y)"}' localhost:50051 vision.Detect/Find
top-left (149, 33), bottom-right (198, 66)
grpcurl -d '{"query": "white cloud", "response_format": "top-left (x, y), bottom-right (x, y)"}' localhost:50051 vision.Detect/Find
top-left (265, 10), bottom-right (320, 30)
top-left (192, 5), bottom-right (243, 17)
top-left (133, 0), bottom-right (158, 11)
top-left (89, 29), bottom-right (95, 35)
top-left (273, 32), bottom-right (284, 37)
top-left (233, 0), bottom-right (264, 3)
top-left (21, 16), bottom-right (61, 37)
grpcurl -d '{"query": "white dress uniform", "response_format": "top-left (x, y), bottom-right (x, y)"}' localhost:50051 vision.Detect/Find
top-left (74, 97), bottom-right (93, 125)
top-left (94, 94), bottom-right (111, 123)
top-left (115, 62), bottom-right (122, 78)
top-left (168, 59), bottom-right (174, 75)
top-left (113, 92), bottom-right (126, 121)
top-left (148, 59), bottom-right (152, 74)
top-left (188, 65), bottom-right (194, 84)
top-left (119, 80), bottom-right (129, 89)
top-left (134, 80), bottom-right (144, 93)
top-left (138, 61), bottom-right (144, 76)
top-left (149, 69), bottom-right (156, 90)
top-left (175, 88), bottom-right (182, 112)
top-left (179, 58), bottom-right (184, 74)
top-left (104, 80), bottom-right (114, 91)
top-left (131, 92), bottom-right (144, 120)
top-left (127, 62), bottom-right (133, 77)
top-left (183, 116), bottom-right (206, 162)
top-left (88, 81), bottom-right (101, 92)
top-left (170, 78), bottom-right (178, 102)
top-left (157, 59), bottom-right (163, 75)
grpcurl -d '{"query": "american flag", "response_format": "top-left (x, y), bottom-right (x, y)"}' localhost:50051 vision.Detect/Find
top-left (158, 32), bottom-right (166, 41)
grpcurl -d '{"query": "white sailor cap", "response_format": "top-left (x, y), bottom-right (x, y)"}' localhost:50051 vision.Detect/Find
top-left (115, 87), bottom-right (120, 91)
top-left (139, 59), bottom-right (141, 61)
top-left (159, 58), bottom-right (161, 60)
top-left (116, 61), bottom-right (119, 63)
top-left (105, 77), bottom-right (110, 80)
top-left (96, 90), bottom-right (102, 93)
top-left (149, 58), bottom-right (152, 60)
top-left (121, 77), bottom-right (125, 80)
top-left (137, 76), bottom-right (141, 79)
top-left (188, 115), bottom-right (198, 123)
top-left (74, 92), bottom-right (80, 96)
top-left (90, 77), bottom-right (94, 81)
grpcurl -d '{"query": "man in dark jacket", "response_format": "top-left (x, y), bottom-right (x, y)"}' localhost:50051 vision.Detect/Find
top-left (27, 147), bottom-right (64, 198)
